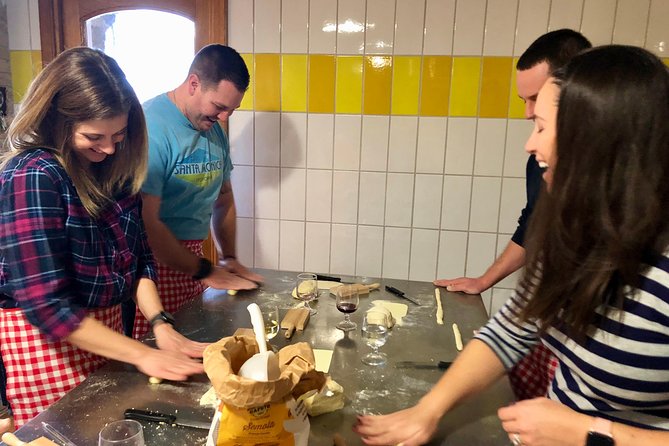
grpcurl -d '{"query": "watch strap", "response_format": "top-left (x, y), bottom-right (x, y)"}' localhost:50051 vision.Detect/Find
top-left (149, 311), bottom-right (175, 328)
top-left (192, 257), bottom-right (213, 280)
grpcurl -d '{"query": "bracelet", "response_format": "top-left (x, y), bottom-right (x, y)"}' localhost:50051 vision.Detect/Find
top-left (192, 257), bottom-right (213, 280)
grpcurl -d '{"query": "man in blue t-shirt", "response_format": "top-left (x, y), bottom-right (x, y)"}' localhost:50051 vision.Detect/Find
top-left (131, 44), bottom-right (261, 339)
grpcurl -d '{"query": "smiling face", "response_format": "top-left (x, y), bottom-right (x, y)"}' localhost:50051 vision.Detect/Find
top-left (71, 114), bottom-right (128, 165)
top-left (184, 76), bottom-right (244, 131)
top-left (516, 61), bottom-right (551, 119)
top-left (525, 79), bottom-right (559, 187)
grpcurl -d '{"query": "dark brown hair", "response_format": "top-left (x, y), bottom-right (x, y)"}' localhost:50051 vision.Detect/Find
top-left (521, 45), bottom-right (669, 338)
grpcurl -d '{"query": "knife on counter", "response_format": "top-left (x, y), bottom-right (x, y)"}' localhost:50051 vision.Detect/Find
top-left (124, 408), bottom-right (210, 430)
top-left (385, 285), bottom-right (421, 305)
top-left (395, 360), bottom-right (452, 369)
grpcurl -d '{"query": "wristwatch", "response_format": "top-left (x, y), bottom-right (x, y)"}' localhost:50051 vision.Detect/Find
top-left (192, 257), bottom-right (213, 280)
top-left (586, 417), bottom-right (614, 446)
top-left (149, 311), bottom-right (175, 329)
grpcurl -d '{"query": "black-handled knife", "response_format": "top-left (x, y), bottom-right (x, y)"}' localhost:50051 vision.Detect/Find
top-left (315, 274), bottom-right (342, 282)
top-left (385, 285), bottom-right (421, 305)
top-left (395, 360), bottom-right (452, 369)
top-left (124, 408), bottom-right (211, 430)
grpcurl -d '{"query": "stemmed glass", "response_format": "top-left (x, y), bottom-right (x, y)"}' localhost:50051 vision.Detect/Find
top-left (361, 317), bottom-right (388, 366)
top-left (98, 420), bottom-right (145, 446)
top-left (335, 285), bottom-right (359, 331)
top-left (295, 273), bottom-right (318, 315)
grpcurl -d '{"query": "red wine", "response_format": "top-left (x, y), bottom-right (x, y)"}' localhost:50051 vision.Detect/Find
top-left (337, 302), bottom-right (358, 313)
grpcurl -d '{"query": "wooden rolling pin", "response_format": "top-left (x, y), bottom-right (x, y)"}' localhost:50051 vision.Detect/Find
top-left (1, 432), bottom-right (58, 446)
top-left (330, 283), bottom-right (380, 297)
top-left (281, 308), bottom-right (310, 338)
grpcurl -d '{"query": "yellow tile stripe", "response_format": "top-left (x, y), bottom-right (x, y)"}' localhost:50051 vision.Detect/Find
top-left (10, 50), bottom-right (42, 103)
top-left (336, 56), bottom-right (363, 114)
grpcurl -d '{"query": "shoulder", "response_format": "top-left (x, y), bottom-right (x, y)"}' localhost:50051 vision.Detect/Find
top-left (2, 149), bottom-right (68, 183)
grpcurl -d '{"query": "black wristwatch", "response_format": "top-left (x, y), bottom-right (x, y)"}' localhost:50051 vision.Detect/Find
top-left (149, 311), bottom-right (175, 329)
top-left (191, 257), bottom-right (213, 280)
top-left (586, 417), bottom-right (614, 446)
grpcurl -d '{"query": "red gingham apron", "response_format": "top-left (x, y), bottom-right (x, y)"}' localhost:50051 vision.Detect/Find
top-left (508, 343), bottom-right (558, 400)
top-left (0, 305), bottom-right (122, 427)
top-left (132, 240), bottom-right (206, 340)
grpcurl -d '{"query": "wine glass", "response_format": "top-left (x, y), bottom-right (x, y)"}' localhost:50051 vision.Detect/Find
top-left (361, 317), bottom-right (388, 366)
top-left (295, 272), bottom-right (318, 315)
top-left (98, 420), bottom-right (145, 446)
top-left (335, 285), bottom-right (359, 331)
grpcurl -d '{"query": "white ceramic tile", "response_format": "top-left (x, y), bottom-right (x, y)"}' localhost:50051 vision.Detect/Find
top-left (7, 0), bottom-right (30, 50)
top-left (254, 167), bottom-right (280, 219)
top-left (255, 112), bottom-right (281, 166)
top-left (307, 114), bottom-right (334, 169)
top-left (469, 177), bottom-right (502, 232)
top-left (360, 116), bottom-right (390, 171)
top-left (498, 177), bottom-right (525, 234)
top-left (280, 168), bottom-right (306, 220)
top-left (465, 232), bottom-right (497, 277)
top-left (279, 220), bottom-right (305, 271)
top-left (490, 287), bottom-right (514, 316)
top-left (356, 225), bottom-right (384, 277)
top-left (306, 169), bottom-right (333, 222)
top-left (645, 0), bottom-right (669, 55)
top-left (580, 0), bottom-right (616, 46)
top-left (281, 0), bottom-right (309, 53)
top-left (230, 165), bottom-right (254, 218)
top-left (413, 174), bottom-right (443, 229)
top-left (28, 0), bottom-right (40, 50)
top-left (305, 222), bottom-right (331, 273)
top-left (409, 229), bottom-right (439, 281)
top-left (503, 119), bottom-right (533, 177)
top-left (441, 175), bottom-right (472, 230)
top-left (333, 115), bottom-right (362, 170)
top-left (330, 224), bottom-right (357, 275)
top-left (416, 117), bottom-right (448, 174)
top-left (436, 230), bottom-right (468, 279)
top-left (474, 119), bottom-right (506, 176)
top-left (358, 172), bottom-right (387, 225)
top-left (236, 217), bottom-right (254, 267)
top-left (228, 0), bottom-right (254, 53)
top-left (336, 0), bottom-right (366, 54)
top-left (452, 0), bottom-right (486, 56)
top-left (281, 113), bottom-right (307, 167)
top-left (309, 0), bottom-right (338, 53)
top-left (229, 111), bottom-right (254, 165)
top-left (382, 227), bottom-right (411, 279)
top-left (612, 0), bottom-right (650, 47)
top-left (394, 0), bottom-right (426, 55)
top-left (366, 0), bottom-right (396, 55)
top-left (483, 0), bottom-right (518, 56)
top-left (513, 0), bottom-right (551, 56)
top-left (385, 173), bottom-right (415, 227)
top-left (548, 0), bottom-right (583, 31)
top-left (444, 117), bottom-right (477, 175)
top-left (424, 0), bottom-right (456, 55)
top-left (495, 236), bottom-right (523, 288)
top-left (388, 116), bottom-right (418, 172)
top-left (332, 170), bottom-right (360, 224)
top-left (254, 219), bottom-right (280, 269)
top-left (254, 0), bottom-right (281, 53)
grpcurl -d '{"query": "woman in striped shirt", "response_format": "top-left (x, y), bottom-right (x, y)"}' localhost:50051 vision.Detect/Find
top-left (355, 45), bottom-right (669, 446)
top-left (0, 47), bottom-right (208, 428)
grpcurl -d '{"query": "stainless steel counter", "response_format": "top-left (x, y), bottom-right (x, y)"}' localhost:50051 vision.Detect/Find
top-left (7, 269), bottom-right (513, 445)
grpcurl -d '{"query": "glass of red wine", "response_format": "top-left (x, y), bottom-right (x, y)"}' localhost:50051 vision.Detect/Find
top-left (335, 285), bottom-right (359, 332)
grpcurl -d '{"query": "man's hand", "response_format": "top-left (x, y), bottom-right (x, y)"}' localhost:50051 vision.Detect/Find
top-left (433, 276), bottom-right (489, 294)
top-left (153, 323), bottom-right (210, 358)
top-left (222, 258), bottom-right (264, 283)
top-left (203, 265), bottom-right (258, 290)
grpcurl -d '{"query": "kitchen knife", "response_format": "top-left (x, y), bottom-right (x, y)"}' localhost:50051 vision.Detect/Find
top-left (315, 274), bottom-right (342, 282)
top-left (395, 360), bottom-right (451, 369)
top-left (385, 285), bottom-right (421, 305)
top-left (124, 408), bottom-right (211, 430)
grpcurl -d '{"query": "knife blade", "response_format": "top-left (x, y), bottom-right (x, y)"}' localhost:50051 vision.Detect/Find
top-left (124, 408), bottom-right (211, 430)
top-left (385, 285), bottom-right (421, 305)
top-left (395, 360), bottom-right (451, 369)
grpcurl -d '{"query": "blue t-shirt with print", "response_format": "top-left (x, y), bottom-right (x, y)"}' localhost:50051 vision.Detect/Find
top-left (141, 93), bottom-right (233, 240)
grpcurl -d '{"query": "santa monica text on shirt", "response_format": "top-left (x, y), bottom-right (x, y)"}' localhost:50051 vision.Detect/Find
top-left (174, 160), bottom-right (223, 175)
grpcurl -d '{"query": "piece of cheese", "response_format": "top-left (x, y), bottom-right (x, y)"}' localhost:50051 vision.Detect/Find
top-left (371, 300), bottom-right (408, 326)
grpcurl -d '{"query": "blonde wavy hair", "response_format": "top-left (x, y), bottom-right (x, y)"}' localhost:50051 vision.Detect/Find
top-left (1, 47), bottom-right (147, 217)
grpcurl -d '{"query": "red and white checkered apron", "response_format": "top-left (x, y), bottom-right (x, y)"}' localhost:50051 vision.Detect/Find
top-left (0, 305), bottom-right (122, 427)
top-left (508, 343), bottom-right (558, 400)
top-left (132, 240), bottom-right (206, 340)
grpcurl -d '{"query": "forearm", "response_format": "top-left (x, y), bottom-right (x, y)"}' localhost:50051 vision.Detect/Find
top-left (477, 241), bottom-right (526, 290)
top-left (211, 182), bottom-right (236, 259)
top-left (611, 422), bottom-right (669, 446)
top-left (134, 278), bottom-right (164, 321)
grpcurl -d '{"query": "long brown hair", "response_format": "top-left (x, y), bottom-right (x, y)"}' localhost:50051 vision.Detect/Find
top-left (1, 47), bottom-right (147, 217)
top-left (521, 45), bottom-right (669, 338)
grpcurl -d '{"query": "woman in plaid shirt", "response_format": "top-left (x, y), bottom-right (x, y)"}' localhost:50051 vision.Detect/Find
top-left (0, 47), bottom-right (208, 428)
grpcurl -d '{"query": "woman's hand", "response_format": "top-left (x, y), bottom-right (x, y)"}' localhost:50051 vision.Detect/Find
top-left (353, 400), bottom-right (441, 446)
top-left (135, 348), bottom-right (205, 381)
top-left (498, 397), bottom-right (591, 446)
top-left (153, 323), bottom-right (210, 358)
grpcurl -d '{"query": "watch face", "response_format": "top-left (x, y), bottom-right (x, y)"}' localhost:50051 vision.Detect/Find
top-left (587, 432), bottom-right (614, 446)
